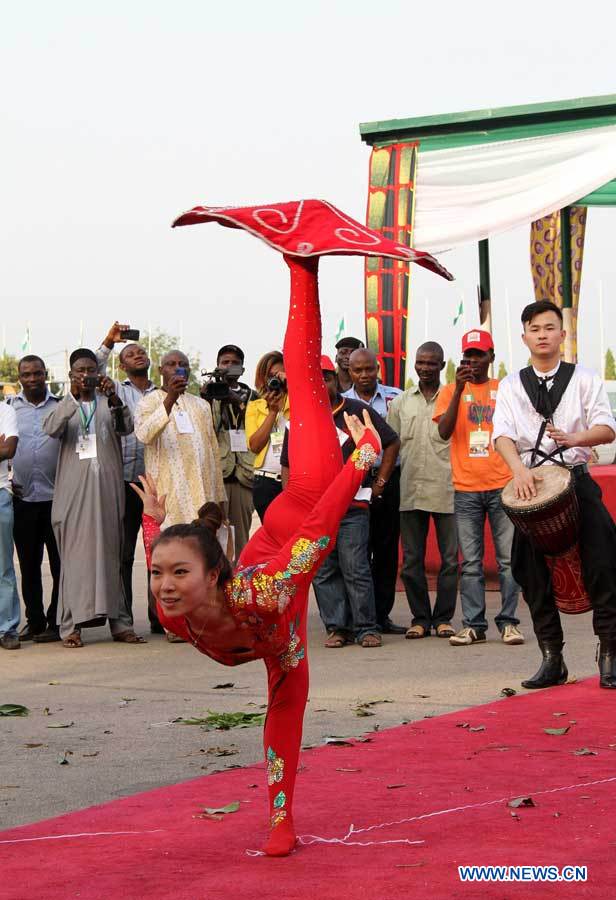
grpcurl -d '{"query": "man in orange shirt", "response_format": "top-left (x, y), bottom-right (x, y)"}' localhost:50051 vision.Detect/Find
top-left (433, 330), bottom-right (523, 647)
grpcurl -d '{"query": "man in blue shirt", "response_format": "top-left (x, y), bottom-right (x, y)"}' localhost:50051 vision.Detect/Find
top-left (343, 348), bottom-right (404, 634)
top-left (11, 356), bottom-right (61, 642)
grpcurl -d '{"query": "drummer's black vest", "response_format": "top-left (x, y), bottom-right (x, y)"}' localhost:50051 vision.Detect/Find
top-left (519, 362), bottom-right (576, 468)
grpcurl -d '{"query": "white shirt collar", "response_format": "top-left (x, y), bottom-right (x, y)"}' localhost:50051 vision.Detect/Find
top-left (532, 361), bottom-right (561, 380)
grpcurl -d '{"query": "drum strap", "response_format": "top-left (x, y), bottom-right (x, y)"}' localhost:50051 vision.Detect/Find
top-left (519, 363), bottom-right (576, 469)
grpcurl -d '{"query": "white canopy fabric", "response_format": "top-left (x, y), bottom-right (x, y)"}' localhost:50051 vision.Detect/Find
top-left (413, 124), bottom-right (616, 253)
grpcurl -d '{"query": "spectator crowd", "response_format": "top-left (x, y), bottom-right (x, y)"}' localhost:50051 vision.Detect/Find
top-left (0, 321), bottom-right (525, 652)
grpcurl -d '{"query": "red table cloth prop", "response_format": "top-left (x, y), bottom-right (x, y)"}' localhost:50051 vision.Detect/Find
top-left (172, 199), bottom-right (454, 280)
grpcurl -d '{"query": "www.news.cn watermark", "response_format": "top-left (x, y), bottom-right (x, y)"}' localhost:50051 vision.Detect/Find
top-left (458, 865), bottom-right (587, 883)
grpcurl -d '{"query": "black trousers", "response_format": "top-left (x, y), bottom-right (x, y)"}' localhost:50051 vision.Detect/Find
top-left (13, 498), bottom-right (60, 632)
top-left (123, 482), bottom-right (159, 628)
top-left (253, 476), bottom-right (282, 523)
top-left (512, 473), bottom-right (616, 643)
top-left (369, 468), bottom-right (401, 626)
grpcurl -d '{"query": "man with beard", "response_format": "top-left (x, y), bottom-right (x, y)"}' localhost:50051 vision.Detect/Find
top-left (97, 323), bottom-right (160, 631)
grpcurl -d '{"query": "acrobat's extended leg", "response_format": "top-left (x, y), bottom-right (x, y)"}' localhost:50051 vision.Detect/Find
top-left (261, 600), bottom-right (309, 856)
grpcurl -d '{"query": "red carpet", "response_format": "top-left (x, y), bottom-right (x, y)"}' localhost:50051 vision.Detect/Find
top-left (2, 678), bottom-right (615, 899)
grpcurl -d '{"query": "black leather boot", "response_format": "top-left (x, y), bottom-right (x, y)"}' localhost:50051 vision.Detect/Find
top-left (598, 639), bottom-right (616, 689)
top-left (522, 641), bottom-right (568, 689)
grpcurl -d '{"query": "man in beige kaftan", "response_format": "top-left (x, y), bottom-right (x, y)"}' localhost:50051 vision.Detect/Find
top-left (134, 351), bottom-right (226, 527)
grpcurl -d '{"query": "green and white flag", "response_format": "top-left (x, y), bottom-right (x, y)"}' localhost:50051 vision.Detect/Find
top-left (335, 315), bottom-right (346, 343)
top-left (453, 300), bottom-right (464, 326)
top-left (21, 326), bottom-right (31, 353)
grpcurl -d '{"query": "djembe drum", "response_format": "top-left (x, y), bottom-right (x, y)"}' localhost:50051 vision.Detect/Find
top-left (501, 466), bottom-right (591, 614)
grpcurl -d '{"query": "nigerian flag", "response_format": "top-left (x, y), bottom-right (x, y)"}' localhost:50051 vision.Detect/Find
top-left (335, 315), bottom-right (346, 343)
top-left (453, 300), bottom-right (464, 326)
top-left (21, 326), bottom-right (31, 353)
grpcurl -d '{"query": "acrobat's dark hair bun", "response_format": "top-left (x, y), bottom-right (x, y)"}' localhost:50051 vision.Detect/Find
top-left (195, 502), bottom-right (223, 534)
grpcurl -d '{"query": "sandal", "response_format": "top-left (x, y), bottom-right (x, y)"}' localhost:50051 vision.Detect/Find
top-left (112, 631), bottom-right (147, 644)
top-left (62, 632), bottom-right (83, 648)
top-left (405, 624), bottom-right (428, 640)
top-left (360, 633), bottom-right (382, 648)
top-left (436, 623), bottom-right (455, 638)
top-left (324, 632), bottom-right (348, 649)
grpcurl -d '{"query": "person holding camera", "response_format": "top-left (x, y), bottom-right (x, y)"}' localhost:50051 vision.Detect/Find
top-left (43, 348), bottom-right (143, 648)
top-left (245, 351), bottom-right (290, 522)
top-left (203, 344), bottom-right (257, 558)
top-left (134, 350), bottom-right (227, 527)
top-left (95, 321), bottom-right (161, 632)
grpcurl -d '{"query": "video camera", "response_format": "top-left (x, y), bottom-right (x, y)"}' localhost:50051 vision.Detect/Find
top-left (201, 364), bottom-right (247, 403)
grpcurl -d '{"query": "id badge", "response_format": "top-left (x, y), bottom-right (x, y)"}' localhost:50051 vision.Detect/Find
top-left (229, 429), bottom-right (248, 453)
top-left (469, 429), bottom-right (490, 458)
top-left (175, 409), bottom-right (195, 434)
top-left (77, 434), bottom-right (97, 460)
top-left (270, 430), bottom-right (284, 458)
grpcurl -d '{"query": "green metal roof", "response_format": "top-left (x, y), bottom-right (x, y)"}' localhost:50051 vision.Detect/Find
top-left (360, 93), bottom-right (616, 152)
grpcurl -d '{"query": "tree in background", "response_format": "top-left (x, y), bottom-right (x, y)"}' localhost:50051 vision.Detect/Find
top-left (0, 353), bottom-right (19, 384)
top-left (605, 348), bottom-right (616, 381)
top-left (445, 359), bottom-right (456, 384)
top-left (108, 328), bottom-right (201, 395)
top-left (497, 361), bottom-right (508, 380)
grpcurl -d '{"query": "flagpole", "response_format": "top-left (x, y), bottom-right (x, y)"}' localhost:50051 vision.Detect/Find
top-left (424, 297), bottom-right (429, 342)
top-left (461, 291), bottom-right (467, 330)
top-left (505, 289), bottom-right (513, 372)
top-left (599, 279), bottom-right (605, 378)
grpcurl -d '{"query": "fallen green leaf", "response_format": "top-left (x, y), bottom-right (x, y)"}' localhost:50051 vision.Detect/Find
top-left (203, 801), bottom-right (240, 815)
top-left (0, 704), bottom-right (29, 717)
top-left (353, 708), bottom-right (375, 717)
top-left (180, 711), bottom-right (265, 730)
top-left (544, 727), bottom-right (569, 736)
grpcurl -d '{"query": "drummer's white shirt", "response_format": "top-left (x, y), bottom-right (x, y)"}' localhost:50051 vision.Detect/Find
top-left (493, 362), bottom-right (616, 467)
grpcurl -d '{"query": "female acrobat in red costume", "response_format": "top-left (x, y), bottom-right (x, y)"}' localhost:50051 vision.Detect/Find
top-left (134, 200), bottom-right (451, 856)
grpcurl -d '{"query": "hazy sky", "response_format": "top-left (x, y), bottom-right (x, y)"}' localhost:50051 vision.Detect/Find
top-left (2, 0), bottom-right (615, 382)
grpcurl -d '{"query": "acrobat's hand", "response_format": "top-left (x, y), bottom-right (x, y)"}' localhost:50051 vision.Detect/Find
top-left (343, 409), bottom-right (382, 455)
top-left (130, 474), bottom-right (167, 525)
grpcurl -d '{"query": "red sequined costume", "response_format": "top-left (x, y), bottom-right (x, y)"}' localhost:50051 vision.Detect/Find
top-left (142, 258), bottom-right (378, 855)
top-left (143, 200), bottom-right (451, 856)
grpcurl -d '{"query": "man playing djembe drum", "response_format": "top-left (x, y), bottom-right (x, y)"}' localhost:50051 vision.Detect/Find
top-left (493, 299), bottom-right (616, 690)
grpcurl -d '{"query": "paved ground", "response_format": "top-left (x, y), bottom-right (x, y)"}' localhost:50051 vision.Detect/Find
top-left (1, 545), bottom-right (600, 830)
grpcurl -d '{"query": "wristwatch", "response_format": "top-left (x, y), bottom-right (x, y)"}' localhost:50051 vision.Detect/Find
top-left (374, 476), bottom-right (388, 488)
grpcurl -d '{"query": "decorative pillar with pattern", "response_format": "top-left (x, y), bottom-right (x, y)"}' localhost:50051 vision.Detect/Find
top-left (365, 143), bottom-right (418, 387)
top-left (530, 206), bottom-right (587, 362)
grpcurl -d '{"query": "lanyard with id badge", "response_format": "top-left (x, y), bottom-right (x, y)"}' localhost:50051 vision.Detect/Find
top-left (226, 407), bottom-right (248, 453)
top-left (174, 404), bottom-right (195, 434)
top-left (270, 422), bottom-right (285, 459)
top-left (467, 393), bottom-right (490, 458)
top-left (76, 398), bottom-right (97, 459)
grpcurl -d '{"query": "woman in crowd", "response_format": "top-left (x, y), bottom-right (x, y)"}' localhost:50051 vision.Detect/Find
top-left (245, 351), bottom-right (290, 521)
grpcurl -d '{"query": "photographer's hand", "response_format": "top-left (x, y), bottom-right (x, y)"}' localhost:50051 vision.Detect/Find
top-left (263, 390), bottom-right (285, 414)
top-left (163, 373), bottom-right (187, 416)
